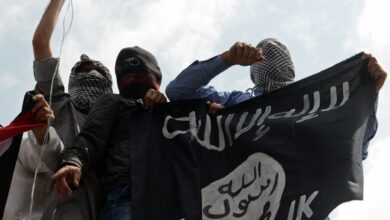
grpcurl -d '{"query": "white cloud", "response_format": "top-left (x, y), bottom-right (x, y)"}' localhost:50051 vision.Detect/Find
top-left (280, 14), bottom-right (318, 52)
top-left (353, 0), bottom-right (390, 140)
top-left (344, 0), bottom-right (390, 69)
top-left (0, 1), bottom-right (389, 218)
top-left (0, 0), bottom-right (40, 36)
top-left (356, 0), bottom-right (390, 57)
top-left (0, 72), bottom-right (17, 92)
top-left (54, 0), bottom-right (239, 92)
top-left (330, 137), bottom-right (390, 219)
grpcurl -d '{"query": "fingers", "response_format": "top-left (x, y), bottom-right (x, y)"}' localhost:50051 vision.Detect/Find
top-left (143, 89), bottom-right (155, 111)
top-left (53, 181), bottom-right (70, 197)
top-left (53, 182), bottom-right (60, 195)
top-left (32, 93), bottom-right (44, 101)
top-left (256, 48), bottom-right (265, 61)
top-left (73, 171), bottom-right (81, 187)
top-left (31, 94), bottom-right (54, 123)
top-left (51, 171), bottom-right (72, 196)
top-left (246, 46), bottom-right (257, 61)
top-left (229, 42), bottom-right (264, 66)
top-left (235, 42), bottom-right (244, 59)
top-left (361, 52), bottom-right (372, 60)
top-left (154, 93), bottom-right (167, 104)
top-left (31, 96), bottom-right (53, 143)
top-left (34, 106), bottom-right (54, 123)
top-left (144, 89), bottom-right (158, 112)
top-left (247, 47), bottom-right (264, 63)
top-left (144, 89), bottom-right (167, 112)
top-left (51, 165), bottom-right (81, 197)
top-left (31, 94), bottom-right (46, 113)
top-left (242, 42), bottom-right (256, 61)
top-left (368, 57), bottom-right (380, 77)
top-left (60, 175), bottom-right (73, 196)
top-left (238, 42), bottom-right (251, 61)
top-left (364, 53), bottom-right (387, 94)
top-left (206, 101), bottom-right (225, 114)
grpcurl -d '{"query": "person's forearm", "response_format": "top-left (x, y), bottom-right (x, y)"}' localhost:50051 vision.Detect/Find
top-left (221, 50), bottom-right (234, 65)
top-left (32, 0), bottom-right (65, 60)
top-left (62, 95), bottom-right (118, 171)
top-left (166, 56), bottom-right (230, 101)
top-left (32, 125), bottom-right (49, 145)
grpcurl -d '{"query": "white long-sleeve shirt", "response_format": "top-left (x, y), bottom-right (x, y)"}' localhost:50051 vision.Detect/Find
top-left (3, 127), bottom-right (63, 220)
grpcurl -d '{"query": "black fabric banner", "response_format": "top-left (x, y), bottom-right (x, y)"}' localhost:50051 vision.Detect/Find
top-left (130, 53), bottom-right (376, 220)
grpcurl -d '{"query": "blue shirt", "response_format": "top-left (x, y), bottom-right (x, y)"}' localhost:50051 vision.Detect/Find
top-left (166, 55), bottom-right (378, 160)
top-left (166, 56), bottom-right (261, 106)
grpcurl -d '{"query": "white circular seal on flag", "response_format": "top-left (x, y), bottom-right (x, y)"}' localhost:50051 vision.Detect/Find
top-left (202, 152), bottom-right (286, 220)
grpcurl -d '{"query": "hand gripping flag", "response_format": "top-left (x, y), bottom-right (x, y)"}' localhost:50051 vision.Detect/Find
top-left (0, 92), bottom-right (45, 218)
top-left (128, 53), bottom-right (376, 220)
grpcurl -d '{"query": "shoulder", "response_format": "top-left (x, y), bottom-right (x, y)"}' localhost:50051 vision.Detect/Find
top-left (98, 93), bottom-right (139, 104)
top-left (33, 57), bottom-right (59, 67)
top-left (92, 94), bottom-right (139, 114)
top-left (95, 93), bottom-right (121, 103)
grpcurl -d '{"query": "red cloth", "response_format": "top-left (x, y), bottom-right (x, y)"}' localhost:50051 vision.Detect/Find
top-left (0, 111), bottom-right (45, 142)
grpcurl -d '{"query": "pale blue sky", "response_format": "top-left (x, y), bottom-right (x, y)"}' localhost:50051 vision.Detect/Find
top-left (0, 0), bottom-right (389, 219)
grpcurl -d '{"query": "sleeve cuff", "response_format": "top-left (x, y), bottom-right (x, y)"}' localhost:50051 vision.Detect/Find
top-left (33, 57), bottom-right (60, 82)
top-left (62, 158), bottom-right (83, 170)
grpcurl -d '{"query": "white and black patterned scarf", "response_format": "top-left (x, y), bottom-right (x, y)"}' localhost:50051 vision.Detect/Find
top-left (68, 54), bottom-right (113, 113)
top-left (250, 38), bottom-right (295, 94)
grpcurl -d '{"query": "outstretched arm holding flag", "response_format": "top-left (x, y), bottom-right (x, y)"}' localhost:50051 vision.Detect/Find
top-left (1, 93), bottom-right (59, 219)
top-left (166, 40), bottom-right (386, 160)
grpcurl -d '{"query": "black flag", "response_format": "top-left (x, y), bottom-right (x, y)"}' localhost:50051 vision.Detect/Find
top-left (130, 53), bottom-right (376, 220)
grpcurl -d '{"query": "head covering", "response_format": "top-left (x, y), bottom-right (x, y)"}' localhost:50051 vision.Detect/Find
top-left (68, 54), bottom-right (113, 113)
top-left (250, 38), bottom-right (295, 94)
top-left (115, 46), bottom-right (162, 90)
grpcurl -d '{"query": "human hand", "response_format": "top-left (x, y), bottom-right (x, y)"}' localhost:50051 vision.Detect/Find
top-left (221, 42), bottom-right (264, 66)
top-left (51, 165), bottom-right (81, 197)
top-left (31, 94), bottom-right (55, 144)
top-left (206, 101), bottom-right (225, 114)
top-left (143, 89), bottom-right (167, 112)
top-left (362, 53), bottom-right (387, 94)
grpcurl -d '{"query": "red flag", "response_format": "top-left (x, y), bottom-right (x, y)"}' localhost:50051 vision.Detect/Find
top-left (0, 110), bottom-right (45, 157)
top-left (0, 92), bottom-right (44, 218)
top-left (0, 111), bottom-right (45, 142)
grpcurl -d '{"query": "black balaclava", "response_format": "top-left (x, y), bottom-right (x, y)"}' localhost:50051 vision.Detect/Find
top-left (115, 46), bottom-right (162, 99)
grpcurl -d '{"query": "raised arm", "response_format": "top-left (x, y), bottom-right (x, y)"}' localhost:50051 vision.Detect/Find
top-left (32, 0), bottom-right (65, 61)
top-left (165, 55), bottom-right (230, 101)
top-left (165, 42), bottom-right (263, 105)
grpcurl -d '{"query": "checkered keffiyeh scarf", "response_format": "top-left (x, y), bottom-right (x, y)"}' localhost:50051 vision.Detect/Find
top-left (250, 38), bottom-right (295, 94)
top-left (68, 54), bottom-right (113, 113)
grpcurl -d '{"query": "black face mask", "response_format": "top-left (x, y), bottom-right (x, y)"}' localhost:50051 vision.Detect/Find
top-left (121, 83), bottom-right (152, 99)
